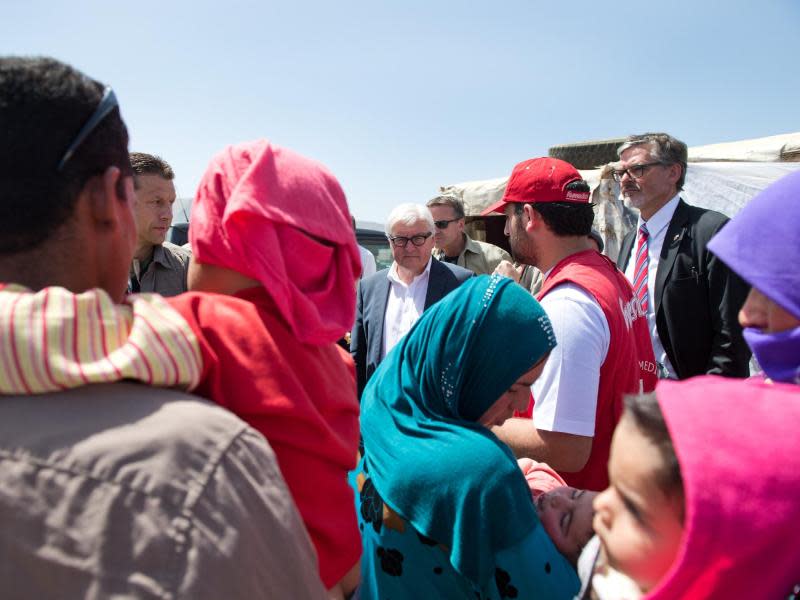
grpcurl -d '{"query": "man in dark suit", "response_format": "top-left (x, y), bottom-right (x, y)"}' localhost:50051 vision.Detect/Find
top-left (614, 132), bottom-right (750, 379)
top-left (351, 203), bottom-right (472, 397)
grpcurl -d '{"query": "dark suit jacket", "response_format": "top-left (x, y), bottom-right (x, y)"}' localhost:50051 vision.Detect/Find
top-left (351, 259), bottom-right (472, 397)
top-left (617, 199), bottom-right (750, 379)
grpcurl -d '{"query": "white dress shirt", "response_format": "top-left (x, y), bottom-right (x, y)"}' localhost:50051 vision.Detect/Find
top-left (382, 258), bottom-right (432, 359)
top-left (624, 193), bottom-right (681, 378)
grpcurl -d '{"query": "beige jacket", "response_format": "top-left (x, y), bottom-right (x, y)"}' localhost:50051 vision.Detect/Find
top-left (0, 383), bottom-right (327, 600)
top-left (433, 233), bottom-right (512, 275)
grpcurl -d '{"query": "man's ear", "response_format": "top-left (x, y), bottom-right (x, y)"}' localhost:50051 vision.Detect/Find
top-left (88, 166), bottom-right (129, 231)
top-left (667, 162), bottom-right (682, 187)
top-left (522, 203), bottom-right (538, 232)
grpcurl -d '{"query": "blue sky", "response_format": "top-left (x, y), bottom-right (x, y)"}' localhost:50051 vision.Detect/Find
top-left (4, 0), bottom-right (798, 222)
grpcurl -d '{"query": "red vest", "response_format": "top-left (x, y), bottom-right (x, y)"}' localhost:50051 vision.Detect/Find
top-left (536, 250), bottom-right (657, 491)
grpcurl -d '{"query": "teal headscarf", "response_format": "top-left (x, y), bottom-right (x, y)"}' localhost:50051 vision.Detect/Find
top-left (361, 275), bottom-right (558, 587)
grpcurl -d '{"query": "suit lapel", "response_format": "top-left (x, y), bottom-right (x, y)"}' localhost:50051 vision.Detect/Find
top-left (618, 230), bottom-right (635, 271)
top-left (424, 259), bottom-right (444, 309)
top-left (654, 199), bottom-right (690, 314)
top-left (372, 274), bottom-right (392, 359)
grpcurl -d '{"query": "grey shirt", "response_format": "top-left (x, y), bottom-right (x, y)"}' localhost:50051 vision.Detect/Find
top-left (130, 242), bottom-right (192, 297)
top-left (0, 383), bottom-right (327, 600)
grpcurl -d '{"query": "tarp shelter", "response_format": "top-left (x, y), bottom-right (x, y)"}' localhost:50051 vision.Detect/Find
top-left (440, 132), bottom-right (800, 262)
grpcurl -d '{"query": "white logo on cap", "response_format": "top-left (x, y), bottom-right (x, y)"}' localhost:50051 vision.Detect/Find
top-left (565, 191), bottom-right (589, 201)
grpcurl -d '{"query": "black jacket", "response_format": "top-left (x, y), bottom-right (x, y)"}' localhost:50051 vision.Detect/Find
top-left (617, 199), bottom-right (751, 379)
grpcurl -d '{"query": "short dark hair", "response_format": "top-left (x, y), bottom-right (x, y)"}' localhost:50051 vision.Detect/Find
top-left (0, 56), bottom-right (131, 255)
top-left (426, 194), bottom-right (465, 219)
top-left (618, 132), bottom-right (688, 190)
top-left (514, 181), bottom-right (594, 237)
top-left (130, 152), bottom-right (174, 186)
top-left (624, 392), bottom-right (685, 522)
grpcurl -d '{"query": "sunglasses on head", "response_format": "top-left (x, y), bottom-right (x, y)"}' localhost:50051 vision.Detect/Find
top-left (57, 86), bottom-right (118, 172)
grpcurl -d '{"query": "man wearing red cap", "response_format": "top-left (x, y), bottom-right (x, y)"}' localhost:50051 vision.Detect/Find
top-left (484, 157), bottom-right (657, 491)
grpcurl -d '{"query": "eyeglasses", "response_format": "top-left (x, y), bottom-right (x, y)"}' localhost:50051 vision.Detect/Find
top-left (611, 162), bottom-right (665, 182)
top-left (57, 86), bottom-right (119, 172)
top-left (433, 218), bottom-right (461, 229)
top-left (387, 232), bottom-right (432, 247)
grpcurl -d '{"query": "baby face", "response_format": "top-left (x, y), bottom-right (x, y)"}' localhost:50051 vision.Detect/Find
top-left (592, 414), bottom-right (684, 592)
top-left (536, 486), bottom-right (598, 563)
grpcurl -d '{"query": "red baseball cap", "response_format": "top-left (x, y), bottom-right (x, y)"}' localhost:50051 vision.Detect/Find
top-left (481, 157), bottom-right (590, 215)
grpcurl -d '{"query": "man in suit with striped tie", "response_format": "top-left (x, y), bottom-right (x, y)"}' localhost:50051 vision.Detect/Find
top-left (614, 132), bottom-right (751, 379)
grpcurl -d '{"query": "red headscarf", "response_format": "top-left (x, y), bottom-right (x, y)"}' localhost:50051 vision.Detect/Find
top-left (190, 139), bottom-right (361, 344)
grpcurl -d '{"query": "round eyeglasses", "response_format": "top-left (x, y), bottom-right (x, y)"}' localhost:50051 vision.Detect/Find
top-left (387, 232), bottom-right (433, 248)
top-left (611, 162), bottom-right (665, 182)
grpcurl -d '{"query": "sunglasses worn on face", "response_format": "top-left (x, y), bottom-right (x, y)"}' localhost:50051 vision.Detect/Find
top-left (611, 162), bottom-right (665, 182)
top-left (57, 87), bottom-right (119, 172)
top-left (434, 218), bottom-right (460, 229)
top-left (388, 232), bottom-right (432, 248)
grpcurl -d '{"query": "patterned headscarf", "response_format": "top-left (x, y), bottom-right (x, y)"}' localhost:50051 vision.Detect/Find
top-left (190, 139), bottom-right (361, 345)
top-left (361, 275), bottom-right (558, 586)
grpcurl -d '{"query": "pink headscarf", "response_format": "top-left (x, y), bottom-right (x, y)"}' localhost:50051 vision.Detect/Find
top-left (190, 139), bottom-right (361, 345)
top-left (647, 376), bottom-right (800, 600)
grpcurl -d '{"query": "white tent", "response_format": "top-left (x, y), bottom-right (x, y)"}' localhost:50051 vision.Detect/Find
top-left (439, 132), bottom-right (800, 261)
top-left (688, 132), bottom-right (800, 163)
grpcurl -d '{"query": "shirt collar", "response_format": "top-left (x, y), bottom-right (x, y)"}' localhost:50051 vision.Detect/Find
top-left (462, 233), bottom-right (481, 256)
top-left (433, 233), bottom-right (473, 261)
top-left (151, 244), bottom-right (169, 267)
top-left (388, 256), bottom-right (433, 286)
top-left (639, 193), bottom-right (681, 236)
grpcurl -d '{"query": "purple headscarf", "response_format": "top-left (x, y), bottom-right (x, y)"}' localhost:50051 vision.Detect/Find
top-left (708, 170), bottom-right (800, 383)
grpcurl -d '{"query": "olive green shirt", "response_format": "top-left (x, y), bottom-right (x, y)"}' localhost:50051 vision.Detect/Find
top-left (433, 233), bottom-right (512, 276)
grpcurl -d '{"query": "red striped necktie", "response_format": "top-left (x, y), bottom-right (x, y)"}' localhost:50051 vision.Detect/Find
top-left (633, 223), bottom-right (650, 312)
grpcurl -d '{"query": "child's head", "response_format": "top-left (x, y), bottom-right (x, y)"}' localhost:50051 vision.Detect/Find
top-left (592, 392), bottom-right (685, 592)
top-left (536, 486), bottom-right (598, 564)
